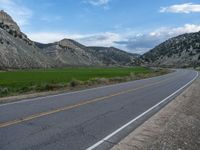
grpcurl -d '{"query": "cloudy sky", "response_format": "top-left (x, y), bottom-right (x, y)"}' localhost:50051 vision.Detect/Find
top-left (0, 0), bottom-right (200, 54)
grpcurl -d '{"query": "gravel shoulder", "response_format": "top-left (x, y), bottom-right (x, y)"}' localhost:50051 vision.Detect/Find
top-left (111, 72), bottom-right (200, 150)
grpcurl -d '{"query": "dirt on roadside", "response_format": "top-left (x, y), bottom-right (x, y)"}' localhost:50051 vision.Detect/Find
top-left (111, 73), bottom-right (200, 150)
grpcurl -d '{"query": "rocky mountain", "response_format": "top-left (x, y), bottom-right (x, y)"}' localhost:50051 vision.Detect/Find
top-left (36, 39), bottom-right (102, 66)
top-left (0, 10), bottom-right (56, 69)
top-left (37, 40), bottom-right (140, 67)
top-left (0, 10), bottom-right (20, 32)
top-left (0, 10), bottom-right (140, 69)
top-left (142, 31), bottom-right (200, 67)
top-left (87, 46), bottom-right (140, 66)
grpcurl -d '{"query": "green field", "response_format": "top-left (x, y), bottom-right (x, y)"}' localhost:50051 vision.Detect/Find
top-left (0, 67), bottom-right (165, 97)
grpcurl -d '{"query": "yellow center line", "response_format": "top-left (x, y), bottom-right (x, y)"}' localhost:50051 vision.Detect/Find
top-left (0, 77), bottom-right (171, 128)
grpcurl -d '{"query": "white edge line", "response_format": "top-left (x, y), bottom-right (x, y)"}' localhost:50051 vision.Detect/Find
top-left (86, 71), bottom-right (199, 150)
top-left (0, 70), bottom-right (176, 107)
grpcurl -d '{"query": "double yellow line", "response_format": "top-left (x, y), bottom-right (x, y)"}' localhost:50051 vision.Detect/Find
top-left (0, 77), bottom-right (170, 128)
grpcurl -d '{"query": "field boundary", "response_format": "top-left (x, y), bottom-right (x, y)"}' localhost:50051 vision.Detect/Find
top-left (0, 68), bottom-right (170, 105)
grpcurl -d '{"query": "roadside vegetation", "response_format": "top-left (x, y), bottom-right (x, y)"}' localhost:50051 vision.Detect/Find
top-left (196, 67), bottom-right (200, 71)
top-left (0, 67), bottom-right (168, 97)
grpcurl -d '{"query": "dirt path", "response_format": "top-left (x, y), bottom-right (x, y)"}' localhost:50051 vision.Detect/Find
top-left (111, 73), bottom-right (200, 150)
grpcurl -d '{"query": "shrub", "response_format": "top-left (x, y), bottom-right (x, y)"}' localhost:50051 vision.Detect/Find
top-left (35, 83), bottom-right (65, 91)
top-left (69, 79), bottom-right (81, 87)
top-left (18, 86), bottom-right (32, 93)
top-left (129, 72), bottom-right (137, 80)
top-left (92, 78), bottom-right (109, 84)
top-left (109, 77), bottom-right (125, 82)
top-left (0, 87), bottom-right (9, 96)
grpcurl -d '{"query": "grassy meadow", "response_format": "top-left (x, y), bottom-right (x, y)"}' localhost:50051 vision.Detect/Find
top-left (0, 67), bottom-right (167, 97)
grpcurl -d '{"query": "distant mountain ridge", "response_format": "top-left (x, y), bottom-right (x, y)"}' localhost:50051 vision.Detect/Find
top-left (37, 39), bottom-right (102, 66)
top-left (142, 31), bottom-right (200, 67)
top-left (36, 39), bottom-right (140, 66)
top-left (87, 46), bottom-right (140, 66)
top-left (0, 10), bottom-right (140, 69)
top-left (2, 10), bottom-right (200, 69)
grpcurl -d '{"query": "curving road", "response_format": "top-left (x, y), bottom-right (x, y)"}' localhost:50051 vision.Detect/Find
top-left (0, 69), bottom-right (198, 150)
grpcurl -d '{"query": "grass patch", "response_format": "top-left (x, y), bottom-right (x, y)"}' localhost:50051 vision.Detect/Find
top-left (0, 67), bottom-right (168, 97)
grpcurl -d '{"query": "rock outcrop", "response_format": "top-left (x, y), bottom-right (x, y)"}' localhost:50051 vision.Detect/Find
top-left (0, 10), bottom-right (20, 31)
top-left (0, 10), bottom-right (56, 69)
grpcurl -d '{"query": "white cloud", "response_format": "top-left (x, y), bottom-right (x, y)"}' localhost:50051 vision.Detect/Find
top-left (150, 24), bottom-right (200, 37)
top-left (27, 32), bottom-right (81, 43)
top-left (85, 0), bottom-right (111, 6)
top-left (40, 15), bottom-right (63, 22)
top-left (0, 0), bottom-right (32, 26)
top-left (27, 24), bottom-right (200, 54)
top-left (160, 3), bottom-right (200, 13)
top-left (27, 32), bottom-right (121, 47)
top-left (77, 32), bottom-right (120, 47)
top-left (117, 24), bottom-right (200, 54)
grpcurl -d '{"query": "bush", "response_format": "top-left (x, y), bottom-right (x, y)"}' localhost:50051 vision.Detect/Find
top-left (0, 87), bottom-right (9, 96)
top-left (129, 72), bottom-right (137, 80)
top-left (35, 83), bottom-right (65, 91)
top-left (92, 78), bottom-right (109, 84)
top-left (109, 77), bottom-right (125, 82)
top-left (18, 86), bottom-right (32, 93)
top-left (69, 79), bottom-right (81, 87)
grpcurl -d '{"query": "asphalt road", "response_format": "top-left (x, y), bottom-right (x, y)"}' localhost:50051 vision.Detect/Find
top-left (0, 69), bottom-right (198, 150)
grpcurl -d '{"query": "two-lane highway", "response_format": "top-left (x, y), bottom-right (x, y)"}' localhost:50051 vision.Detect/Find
top-left (0, 69), bottom-right (198, 150)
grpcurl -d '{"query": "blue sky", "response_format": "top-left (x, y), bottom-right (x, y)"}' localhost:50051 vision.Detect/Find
top-left (0, 0), bottom-right (200, 54)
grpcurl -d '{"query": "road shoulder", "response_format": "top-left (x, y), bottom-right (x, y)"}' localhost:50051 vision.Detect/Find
top-left (111, 73), bottom-right (200, 150)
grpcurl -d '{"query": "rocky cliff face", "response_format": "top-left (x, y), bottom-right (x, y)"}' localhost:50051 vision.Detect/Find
top-left (0, 10), bottom-right (56, 69)
top-left (0, 10), bottom-right (20, 31)
top-left (0, 10), bottom-right (33, 46)
top-left (142, 32), bottom-right (200, 67)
